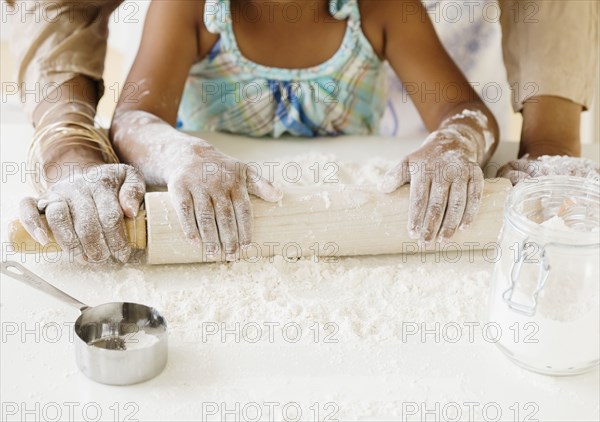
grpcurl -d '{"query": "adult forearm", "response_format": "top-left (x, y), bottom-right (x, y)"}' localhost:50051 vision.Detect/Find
top-left (519, 96), bottom-right (582, 159)
top-left (10, 0), bottom-right (119, 119)
top-left (499, 0), bottom-right (595, 159)
top-left (32, 75), bottom-right (107, 187)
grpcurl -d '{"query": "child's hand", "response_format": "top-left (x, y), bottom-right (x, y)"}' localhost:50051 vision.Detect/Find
top-left (112, 110), bottom-right (282, 261)
top-left (497, 155), bottom-right (599, 185)
top-left (168, 145), bottom-right (282, 261)
top-left (378, 128), bottom-right (484, 245)
top-left (19, 164), bottom-right (145, 263)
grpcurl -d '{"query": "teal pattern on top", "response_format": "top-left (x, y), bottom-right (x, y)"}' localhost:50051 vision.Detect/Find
top-left (177, 0), bottom-right (387, 137)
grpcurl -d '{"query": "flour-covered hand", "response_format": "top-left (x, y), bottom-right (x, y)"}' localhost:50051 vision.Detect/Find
top-left (111, 110), bottom-right (283, 262)
top-left (19, 164), bottom-right (145, 263)
top-left (167, 145), bottom-right (282, 261)
top-left (379, 127), bottom-right (484, 245)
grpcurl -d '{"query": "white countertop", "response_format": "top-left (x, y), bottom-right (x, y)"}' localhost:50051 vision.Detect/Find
top-left (1, 109), bottom-right (598, 421)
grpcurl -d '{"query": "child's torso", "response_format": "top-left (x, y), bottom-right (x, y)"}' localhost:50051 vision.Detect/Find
top-left (178, 0), bottom-right (387, 138)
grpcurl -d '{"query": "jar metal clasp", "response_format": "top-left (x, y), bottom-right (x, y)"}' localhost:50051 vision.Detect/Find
top-left (502, 240), bottom-right (550, 317)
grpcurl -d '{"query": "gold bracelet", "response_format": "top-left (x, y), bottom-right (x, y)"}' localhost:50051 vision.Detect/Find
top-left (28, 101), bottom-right (120, 193)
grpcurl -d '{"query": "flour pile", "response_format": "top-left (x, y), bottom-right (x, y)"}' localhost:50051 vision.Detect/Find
top-left (532, 155), bottom-right (600, 181)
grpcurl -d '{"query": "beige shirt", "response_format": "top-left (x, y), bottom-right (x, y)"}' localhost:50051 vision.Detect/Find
top-left (8, 0), bottom-right (599, 119)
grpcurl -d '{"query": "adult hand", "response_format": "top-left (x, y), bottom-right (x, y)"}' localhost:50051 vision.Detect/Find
top-left (19, 164), bottom-right (145, 263)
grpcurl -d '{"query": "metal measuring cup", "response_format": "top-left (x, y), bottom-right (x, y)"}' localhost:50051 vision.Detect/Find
top-left (0, 261), bottom-right (168, 385)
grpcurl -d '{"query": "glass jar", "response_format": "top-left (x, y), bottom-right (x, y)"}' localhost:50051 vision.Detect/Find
top-left (489, 176), bottom-right (599, 376)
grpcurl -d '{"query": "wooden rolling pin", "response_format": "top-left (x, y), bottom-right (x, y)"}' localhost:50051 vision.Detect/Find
top-left (6, 179), bottom-right (512, 264)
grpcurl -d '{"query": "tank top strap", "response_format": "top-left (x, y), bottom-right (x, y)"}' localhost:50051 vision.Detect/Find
top-left (328, 0), bottom-right (360, 22)
top-left (204, 0), bottom-right (230, 34)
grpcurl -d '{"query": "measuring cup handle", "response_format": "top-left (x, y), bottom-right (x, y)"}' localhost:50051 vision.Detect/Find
top-left (0, 261), bottom-right (89, 311)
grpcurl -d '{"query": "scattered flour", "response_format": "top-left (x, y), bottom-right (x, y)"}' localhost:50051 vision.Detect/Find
top-left (8, 153), bottom-right (498, 348)
top-left (4, 153), bottom-right (599, 419)
top-left (137, 258), bottom-right (491, 343)
top-left (268, 152), bottom-right (395, 187)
